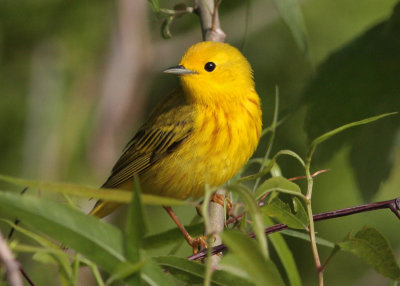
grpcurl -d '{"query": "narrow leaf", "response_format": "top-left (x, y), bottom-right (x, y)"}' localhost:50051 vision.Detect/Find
top-left (106, 261), bottom-right (146, 286)
top-left (262, 198), bottom-right (307, 229)
top-left (254, 176), bottom-right (301, 200)
top-left (155, 256), bottom-right (253, 286)
top-left (0, 192), bottom-right (125, 272)
top-left (227, 185), bottom-right (269, 259)
top-left (141, 253), bottom-right (175, 286)
top-left (125, 177), bottom-right (147, 262)
top-left (273, 0), bottom-right (310, 58)
top-left (221, 230), bottom-right (285, 286)
top-left (0, 174), bottom-right (192, 206)
top-left (281, 229), bottom-right (335, 248)
top-left (123, 177), bottom-right (147, 284)
top-left (161, 16), bottom-right (174, 39)
top-left (338, 226), bottom-right (400, 280)
top-left (292, 197), bottom-right (308, 226)
top-left (264, 215), bottom-right (302, 286)
top-left (148, 0), bottom-right (160, 12)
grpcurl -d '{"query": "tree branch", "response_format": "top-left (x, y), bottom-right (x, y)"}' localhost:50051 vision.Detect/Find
top-left (195, 0), bottom-right (226, 42)
top-left (188, 197), bottom-right (400, 261)
top-left (194, 0), bottom-right (226, 267)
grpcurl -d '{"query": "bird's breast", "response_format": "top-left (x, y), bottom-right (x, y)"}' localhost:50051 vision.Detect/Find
top-left (140, 95), bottom-right (261, 200)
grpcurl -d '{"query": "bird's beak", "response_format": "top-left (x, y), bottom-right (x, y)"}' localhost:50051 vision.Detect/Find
top-left (163, 65), bottom-right (197, 75)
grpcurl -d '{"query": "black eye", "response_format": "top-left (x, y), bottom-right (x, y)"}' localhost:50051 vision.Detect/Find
top-left (204, 62), bottom-right (216, 72)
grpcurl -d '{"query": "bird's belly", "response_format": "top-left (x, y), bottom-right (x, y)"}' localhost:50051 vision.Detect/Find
top-left (139, 118), bottom-right (258, 200)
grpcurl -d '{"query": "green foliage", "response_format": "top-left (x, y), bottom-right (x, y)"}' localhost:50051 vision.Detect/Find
top-left (262, 197), bottom-right (308, 229)
top-left (338, 227), bottom-right (400, 280)
top-left (156, 256), bottom-right (253, 285)
top-left (0, 174), bottom-right (193, 206)
top-left (272, 0), bottom-right (310, 59)
top-left (0, 192), bottom-right (126, 272)
top-left (1, 0), bottom-right (400, 285)
top-left (303, 2), bottom-right (400, 201)
top-left (263, 215), bottom-right (302, 286)
top-left (221, 230), bottom-right (285, 286)
top-left (1, 106), bottom-right (398, 285)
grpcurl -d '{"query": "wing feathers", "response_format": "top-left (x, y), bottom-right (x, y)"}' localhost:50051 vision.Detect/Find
top-left (102, 91), bottom-right (195, 189)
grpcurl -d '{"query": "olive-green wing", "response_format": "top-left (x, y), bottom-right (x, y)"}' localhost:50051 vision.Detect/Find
top-left (102, 104), bottom-right (194, 189)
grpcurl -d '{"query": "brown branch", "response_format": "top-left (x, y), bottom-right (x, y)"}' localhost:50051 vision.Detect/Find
top-left (194, 0), bottom-right (226, 268)
top-left (188, 197), bottom-right (400, 261)
top-left (195, 0), bottom-right (226, 42)
top-left (0, 230), bottom-right (23, 286)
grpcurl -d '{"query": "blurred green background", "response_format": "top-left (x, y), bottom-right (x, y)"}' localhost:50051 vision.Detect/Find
top-left (0, 0), bottom-right (399, 285)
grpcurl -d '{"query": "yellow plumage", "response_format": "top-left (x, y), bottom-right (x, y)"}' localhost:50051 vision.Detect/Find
top-left (90, 41), bottom-right (262, 218)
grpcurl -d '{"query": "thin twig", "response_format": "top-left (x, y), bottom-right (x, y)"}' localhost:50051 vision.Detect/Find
top-left (188, 197), bottom-right (400, 261)
top-left (288, 169), bottom-right (330, 181)
top-left (0, 230), bottom-right (24, 286)
top-left (19, 267), bottom-right (35, 286)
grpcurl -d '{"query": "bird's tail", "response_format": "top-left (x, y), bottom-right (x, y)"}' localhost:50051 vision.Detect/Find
top-left (89, 200), bottom-right (122, 218)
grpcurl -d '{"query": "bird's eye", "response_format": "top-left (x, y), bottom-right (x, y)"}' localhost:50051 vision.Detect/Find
top-left (204, 62), bottom-right (216, 72)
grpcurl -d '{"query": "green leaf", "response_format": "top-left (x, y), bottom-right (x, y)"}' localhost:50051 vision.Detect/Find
top-left (303, 5), bottom-right (400, 201)
top-left (161, 16), bottom-right (174, 39)
top-left (106, 261), bottom-right (146, 286)
top-left (227, 184), bottom-right (269, 259)
top-left (0, 192), bottom-right (125, 273)
top-left (148, 0), bottom-right (160, 12)
top-left (292, 197), bottom-right (308, 226)
top-left (273, 0), bottom-right (309, 59)
top-left (141, 253), bottom-right (175, 286)
top-left (254, 176), bottom-right (302, 200)
top-left (218, 254), bottom-right (253, 282)
top-left (0, 174), bottom-right (193, 206)
top-left (262, 197), bottom-right (307, 229)
top-left (264, 215), bottom-right (302, 286)
top-left (221, 230), bottom-right (285, 286)
top-left (155, 256), bottom-right (253, 286)
top-left (123, 177), bottom-right (147, 284)
top-left (125, 177), bottom-right (147, 262)
top-left (338, 226), bottom-right (400, 280)
top-left (281, 229), bottom-right (335, 248)
top-left (32, 251), bottom-right (58, 264)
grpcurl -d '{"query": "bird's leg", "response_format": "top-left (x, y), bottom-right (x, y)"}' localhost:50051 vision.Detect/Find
top-left (210, 193), bottom-right (233, 216)
top-left (195, 193), bottom-right (233, 217)
top-left (163, 206), bottom-right (207, 254)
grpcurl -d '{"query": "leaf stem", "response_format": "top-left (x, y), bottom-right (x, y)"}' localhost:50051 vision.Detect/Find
top-left (305, 150), bottom-right (324, 285)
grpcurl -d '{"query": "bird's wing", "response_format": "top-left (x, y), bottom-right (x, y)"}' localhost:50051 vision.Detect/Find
top-left (102, 91), bottom-right (194, 188)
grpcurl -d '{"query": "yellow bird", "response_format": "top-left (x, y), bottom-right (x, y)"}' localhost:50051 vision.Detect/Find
top-left (90, 41), bottom-right (262, 250)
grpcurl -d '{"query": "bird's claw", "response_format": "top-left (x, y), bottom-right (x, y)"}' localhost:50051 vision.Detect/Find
top-left (210, 193), bottom-right (233, 216)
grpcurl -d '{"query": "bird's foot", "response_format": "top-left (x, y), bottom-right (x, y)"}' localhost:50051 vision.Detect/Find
top-left (210, 193), bottom-right (233, 216)
top-left (196, 194), bottom-right (233, 217)
top-left (187, 235), bottom-right (209, 254)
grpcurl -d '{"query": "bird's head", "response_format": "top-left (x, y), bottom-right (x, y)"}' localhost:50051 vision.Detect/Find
top-left (164, 41), bottom-right (255, 104)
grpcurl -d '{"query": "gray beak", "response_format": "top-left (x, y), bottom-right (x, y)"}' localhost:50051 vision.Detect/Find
top-left (163, 65), bottom-right (197, 75)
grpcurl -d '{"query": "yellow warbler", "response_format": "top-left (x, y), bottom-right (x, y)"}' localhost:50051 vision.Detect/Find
top-left (90, 41), bottom-right (262, 247)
